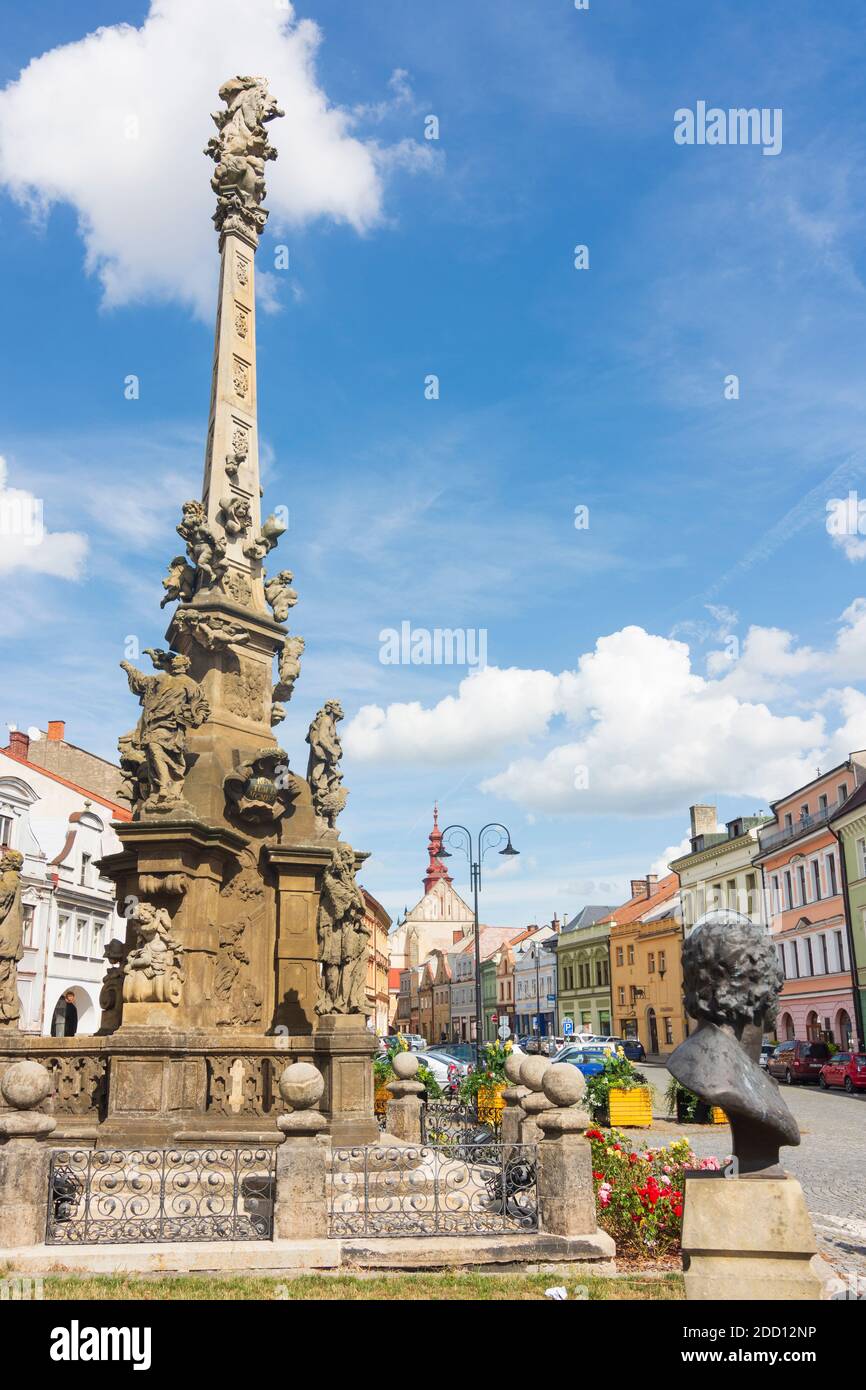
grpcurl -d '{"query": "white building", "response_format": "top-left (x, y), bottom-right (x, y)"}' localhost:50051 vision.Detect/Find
top-left (387, 808), bottom-right (475, 972)
top-left (513, 924), bottom-right (559, 1037)
top-left (0, 728), bottom-right (128, 1035)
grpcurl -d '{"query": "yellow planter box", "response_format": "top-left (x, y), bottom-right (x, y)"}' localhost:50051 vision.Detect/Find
top-left (374, 1084), bottom-right (391, 1118)
top-left (476, 1083), bottom-right (506, 1127)
top-left (608, 1086), bottom-right (653, 1128)
top-left (710, 1106), bottom-right (728, 1125)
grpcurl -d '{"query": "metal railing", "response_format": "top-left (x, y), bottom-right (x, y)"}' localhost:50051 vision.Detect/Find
top-left (758, 800), bottom-right (846, 854)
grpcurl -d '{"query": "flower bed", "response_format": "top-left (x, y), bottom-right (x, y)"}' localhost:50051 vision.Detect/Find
top-left (586, 1127), bottom-right (727, 1259)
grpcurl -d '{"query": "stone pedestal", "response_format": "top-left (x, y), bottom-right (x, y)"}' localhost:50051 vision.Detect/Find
top-left (273, 1062), bottom-right (329, 1239)
top-left (314, 1016), bottom-right (378, 1144)
top-left (681, 1174), bottom-right (823, 1300)
top-left (536, 1125), bottom-right (599, 1238)
top-left (501, 1084), bottom-right (528, 1147)
top-left (384, 1053), bottom-right (425, 1143)
top-left (0, 1061), bottom-right (57, 1248)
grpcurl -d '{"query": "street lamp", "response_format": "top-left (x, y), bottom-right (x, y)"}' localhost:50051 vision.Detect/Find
top-left (438, 822), bottom-right (519, 1052)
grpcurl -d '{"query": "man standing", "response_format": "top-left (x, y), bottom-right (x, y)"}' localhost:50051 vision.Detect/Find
top-left (63, 990), bottom-right (78, 1037)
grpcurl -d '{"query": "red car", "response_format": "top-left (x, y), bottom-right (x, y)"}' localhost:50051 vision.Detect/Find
top-left (818, 1052), bottom-right (866, 1093)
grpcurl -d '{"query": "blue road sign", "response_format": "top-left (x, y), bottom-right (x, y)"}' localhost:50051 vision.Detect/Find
top-left (563, 1018), bottom-right (574, 1036)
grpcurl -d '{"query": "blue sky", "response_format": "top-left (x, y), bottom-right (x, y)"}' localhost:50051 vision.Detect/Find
top-left (3, 0), bottom-right (866, 928)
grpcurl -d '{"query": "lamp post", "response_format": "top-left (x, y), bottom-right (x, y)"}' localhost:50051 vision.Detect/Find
top-left (438, 822), bottom-right (519, 1052)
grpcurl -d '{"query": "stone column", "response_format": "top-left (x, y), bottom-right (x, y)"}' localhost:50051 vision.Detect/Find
top-left (518, 1054), bottom-right (555, 1144)
top-left (385, 1051), bottom-right (425, 1143)
top-left (536, 1063), bottom-right (607, 1241)
top-left (273, 1062), bottom-right (329, 1240)
top-left (0, 1061), bottom-right (56, 1248)
top-left (681, 1175), bottom-right (824, 1300)
top-left (501, 1051), bottom-right (529, 1147)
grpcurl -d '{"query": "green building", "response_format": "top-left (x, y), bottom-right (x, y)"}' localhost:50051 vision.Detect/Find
top-left (556, 906), bottom-right (614, 1036)
top-left (481, 955), bottom-right (499, 1041)
top-left (830, 785), bottom-right (866, 1047)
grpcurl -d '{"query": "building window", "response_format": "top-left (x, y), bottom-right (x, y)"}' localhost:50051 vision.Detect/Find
top-left (617, 986), bottom-right (625, 1005)
top-left (56, 913), bottom-right (71, 954)
top-left (820, 935), bottom-right (830, 974)
top-left (0, 814), bottom-right (13, 848)
top-left (627, 945), bottom-right (635, 965)
top-left (772, 875), bottom-right (781, 914)
top-left (726, 878), bottom-right (736, 909)
top-left (776, 945), bottom-right (786, 979)
top-left (784, 813), bottom-right (793, 829)
top-left (812, 859), bottom-right (821, 902)
top-left (21, 903), bottom-right (35, 947)
top-left (648, 952), bottom-right (655, 973)
top-left (818, 793), bottom-right (828, 811)
top-left (664, 1017), bottom-right (674, 1045)
top-left (615, 947), bottom-right (623, 966)
top-left (745, 873), bottom-right (756, 915)
top-left (658, 949), bottom-right (666, 973)
top-left (839, 783), bottom-right (849, 804)
top-left (828, 853), bottom-right (839, 895)
top-left (80, 853), bottom-right (91, 887)
top-left (835, 930), bottom-right (846, 971)
top-left (788, 942), bottom-right (799, 978)
top-left (784, 871), bottom-right (793, 909)
top-left (804, 938), bottom-right (814, 976)
top-left (797, 865), bottom-right (807, 906)
top-left (799, 803), bottom-right (809, 821)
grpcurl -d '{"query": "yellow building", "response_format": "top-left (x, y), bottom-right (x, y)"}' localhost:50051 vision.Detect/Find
top-left (609, 883), bottom-right (688, 1055)
top-left (362, 889), bottom-right (392, 1036)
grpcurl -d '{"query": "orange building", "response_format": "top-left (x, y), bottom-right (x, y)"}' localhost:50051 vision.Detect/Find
top-left (362, 888), bottom-right (392, 1036)
top-left (607, 874), bottom-right (688, 1055)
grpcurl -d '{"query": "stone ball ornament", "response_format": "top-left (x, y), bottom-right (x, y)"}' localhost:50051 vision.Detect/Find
top-left (519, 1055), bottom-right (551, 1092)
top-left (543, 1062), bottom-right (586, 1108)
top-left (392, 1050), bottom-right (420, 1080)
top-left (504, 1052), bottom-right (524, 1085)
top-left (1, 1059), bottom-right (53, 1111)
top-left (278, 1061), bottom-right (324, 1111)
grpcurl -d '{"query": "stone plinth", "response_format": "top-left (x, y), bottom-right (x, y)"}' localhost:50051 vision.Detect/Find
top-left (0, 1062), bottom-right (57, 1248)
top-left (273, 1062), bottom-right (329, 1239)
top-left (681, 1174), bottom-right (823, 1300)
top-left (313, 1016), bottom-right (378, 1144)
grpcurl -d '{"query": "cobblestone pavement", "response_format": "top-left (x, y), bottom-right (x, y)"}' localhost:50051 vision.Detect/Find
top-left (640, 1062), bottom-right (866, 1280)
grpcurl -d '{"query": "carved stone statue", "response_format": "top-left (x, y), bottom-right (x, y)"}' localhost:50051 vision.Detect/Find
top-left (263, 569), bottom-right (297, 623)
top-left (315, 842), bottom-right (370, 1016)
top-left (271, 699), bottom-right (286, 726)
top-left (668, 910), bottom-right (800, 1176)
top-left (242, 512), bottom-right (286, 560)
top-left (223, 746), bottom-right (300, 823)
top-left (218, 493), bottom-right (253, 537)
top-left (306, 699), bottom-right (347, 828)
top-left (177, 500), bottom-right (228, 587)
top-left (0, 850), bottom-right (24, 1027)
top-left (123, 902), bottom-right (183, 1006)
top-left (160, 554), bottom-right (196, 609)
top-left (275, 634), bottom-right (304, 702)
top-left (119, 653), bottom-right (210, 813)
top-left (205, 76), bottom-right (283, 239)
top-left (173, 608), bottom-right (250, 652)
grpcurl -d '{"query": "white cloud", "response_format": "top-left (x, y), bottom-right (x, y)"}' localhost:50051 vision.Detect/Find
top-left (0, 0), bottom-right (432, 317)
top-left (0, 456), bottom-right (87, 578)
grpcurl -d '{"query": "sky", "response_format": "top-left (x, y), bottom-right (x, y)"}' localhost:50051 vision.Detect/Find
top-left (3, 0), bottom-right (866, 930)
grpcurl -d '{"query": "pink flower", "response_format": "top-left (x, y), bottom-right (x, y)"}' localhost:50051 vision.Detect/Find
top-left (598, 1183), bottom-right (613, 1207)
top-left (699, 1156), bottom-right (722, 1171)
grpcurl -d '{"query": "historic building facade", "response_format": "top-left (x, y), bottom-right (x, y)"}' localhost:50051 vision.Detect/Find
top-left (361, 888), bottom-right (391, 1036)
top-left (556, 905), bottom-right (617, 1036)
top-left (513, 922), bottom-right (560, 1037)
top-left (0, 727), bottom-right (129, 1034)
top-left (387, 807), bottom-right (475, 972)
top-left (671, 805), bottom-right (770, 932)
top-left (830, 783), bottom-right (866, 1048)
top-left (755, 759), bottom-right (865, 1048)
top-left (609, 877), bottom-right (686, 1055)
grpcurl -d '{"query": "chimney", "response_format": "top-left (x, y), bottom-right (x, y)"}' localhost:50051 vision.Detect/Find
top-left (630, 878), bottom-right (650, 900)
top-left (8, 730), bottom-right (29, 761)
top-left (47, 720), bottom-right (65, 743)
top-left (452, 930), bottom-right (463, 945)
top-left (689, 804), bottom-right (717, 839)
top-left (551, 914), bottom-right (560, 933)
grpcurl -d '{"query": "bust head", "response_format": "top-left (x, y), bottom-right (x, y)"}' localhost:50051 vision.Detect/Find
top-left (683, 909), bottom-right (781, 1030)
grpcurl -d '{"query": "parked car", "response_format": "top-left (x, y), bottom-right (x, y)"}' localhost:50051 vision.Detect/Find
top-left (819, 1052), bottom-right (866, 1093)
top-left (551, 1049), bottom-right (607, 1079)
top-left (767, 1039), bottom-right (831, 1085)
top-left (759, 1043), bottom-right (775, 1069)
top-left (416, 1051), bottom-right (462, 1095)
top-left (431, 1041), bottom-right (478, 1067)
top-left (618, 1038), bottom-right (646, 1063)
top-left (381, 1034), bottom-right (427, 1053)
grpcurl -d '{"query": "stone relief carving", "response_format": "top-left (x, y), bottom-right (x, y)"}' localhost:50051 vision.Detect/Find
top-left (668, 910), bottom-right (801, 1176)
top-left (0, 850), bottom-right (24, 1027)
top-left (177, 499), bottom-right (228, 587)
top-left (123, 901), bottom-right (184, 1006)
top-left (315, 842), bottom-right (370, 1016)
top-left (98, 939), bottom-right (127, 1032)
top-left (221, 569), bottom-right (253, 607)
top-left (225, 426), bottom-right (250, 479)
top-left (205, 75), bottom-right (283, 240)
top-left (223, 746), bottom-right (300, 822)
top-left (242, 512), bottom-right (286, 561)
top-left (235, 255), bottom-right (250, 287)
top-left (276, 634), bottom-right (305, 702)
top-left (215, 859), bottom-right (265, 1026)
top-left (118, 652), bottom-right (210, 814)
top-left (173, 608), bottom-right (250, 652)
top-left (306, 699), bottom-right (347, 829)
top-left (160, 554), bottom-right (196, 609)
top-left (263, 568), bottom-right (297, 623)
top-left (234, 305), bottom-right (249, 338)
top-left (232, 360), bottom-right (249, 399)
top-left (218, 493), bottom-right (253, 537)
top-left (223, 664), bottom-right (269, 721)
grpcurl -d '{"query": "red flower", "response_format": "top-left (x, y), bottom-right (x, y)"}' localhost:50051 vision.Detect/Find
top-left (628, 1153), bottom-right (639, 1164)
top-left (631, 1212), bottom-right (642, 1223)
top-left (673, 1204), bottom-right (683, 1218)
top-left (592, 1171), bottom-right (603, 1180)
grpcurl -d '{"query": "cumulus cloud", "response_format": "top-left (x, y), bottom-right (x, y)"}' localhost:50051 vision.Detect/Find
top-left (0, 0), bottom-right (432, 317)
top-left (343, 619), bottom-right (865, 816)
top-left (0, 456), bottom-right (87, 579)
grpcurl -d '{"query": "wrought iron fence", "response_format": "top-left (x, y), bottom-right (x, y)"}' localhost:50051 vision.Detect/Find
top-left (422, 1096), bottom-right (502, 1144)
top-left (46, 1146), bottom-right (276, 1245)
top-left (329, 1142), bottom-right (537, 1237)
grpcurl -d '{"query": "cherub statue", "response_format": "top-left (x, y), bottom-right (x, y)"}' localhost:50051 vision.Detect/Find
top-left (276, 634), bottom-right (305, 701)
top-left (160, 554), bottom-right (196, 608)
top-left (306, 699), bottom-right (347, 828)
top-left (119, 652), bottom-right (210, 812)
top-left (123, 901), bottom-right (183, 1006)
top-left (0, 849), bottom-right (24, 1026)
top-left (242, 512), bottom-right (286, 561)
top-left (173, 609), bottom-right (250, 652)
top-left (177, 500), bottom-right (228, 587)
top-left (218, 493), bottom-right (253, 537)
top-left (263, 569), bottom-right (298, 623)
top-left (205, 76), bottom-right (284, 235)
top-left (668, 910), bottom-right (800, 1176)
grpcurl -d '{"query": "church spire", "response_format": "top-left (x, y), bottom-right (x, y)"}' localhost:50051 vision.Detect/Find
top-left (423, 802), bottom-right (452, 893)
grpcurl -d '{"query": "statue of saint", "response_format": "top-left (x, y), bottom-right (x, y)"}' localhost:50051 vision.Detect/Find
top-left (668, 910), bottom-right (800, 1176)
top-left (306, 699), bottom-right (347, 828)
top-left (119, 653), bottom-right (210, 812)
top-left (0, 849), bottom-right (24, 1027)
top-left (315, 842), bottom-right (369, 1016)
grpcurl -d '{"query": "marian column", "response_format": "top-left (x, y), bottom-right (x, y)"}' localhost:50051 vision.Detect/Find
top-left (94, 77), bottom-right (376, 1143)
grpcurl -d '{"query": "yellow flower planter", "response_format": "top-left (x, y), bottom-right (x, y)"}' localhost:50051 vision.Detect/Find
top-left (710, 1106), bottom-right (728, 1125)
top-left (374, 1084), bottom-right (391, 1119)
top-left (476, 1083), bottom-right (506, 1127)
top-left (608, 1085), bottom-right (653, 1128)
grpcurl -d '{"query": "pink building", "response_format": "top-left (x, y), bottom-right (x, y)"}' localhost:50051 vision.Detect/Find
top-left (754, 756), bottom-right (866, 1048)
